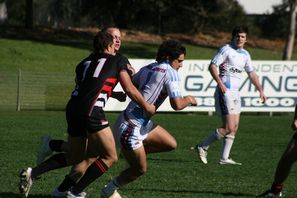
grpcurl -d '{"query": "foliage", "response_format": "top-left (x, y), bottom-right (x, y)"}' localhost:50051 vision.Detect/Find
top-left (5, 0), bottom-right (25, 25)
top-left (4, 0), bottom-right (295, 38)
top-left (4, 0), bottom-right (248, 34)
top-left (258, 0), bottom-right (290, 38)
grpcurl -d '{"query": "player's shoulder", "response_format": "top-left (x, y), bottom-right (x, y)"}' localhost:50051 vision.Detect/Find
top-left (164, 63), bottom-right (179, 81)
top-left (115, 52), bottom-right (128, 59)
top-left (217, 44), bottom-right (232, 54)
top-left (113, 52), bottom-right (130, 64)
top-left (238, 48), bottom-right (251, 57)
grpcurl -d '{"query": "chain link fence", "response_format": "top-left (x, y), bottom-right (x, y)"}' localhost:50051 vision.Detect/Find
top-left (0, 69), bottom-right (74, 111)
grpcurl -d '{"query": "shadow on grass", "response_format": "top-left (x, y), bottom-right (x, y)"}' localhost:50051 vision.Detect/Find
top-left (125, 187), bottom-right (255, 197)
top-left (0, 192), bottom-right (52, 198)
top-left (147, 157), bottom-right (194, 163)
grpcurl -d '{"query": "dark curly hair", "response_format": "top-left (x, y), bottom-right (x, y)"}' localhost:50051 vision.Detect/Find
top-left (156, 40), bottom-right (186, 62)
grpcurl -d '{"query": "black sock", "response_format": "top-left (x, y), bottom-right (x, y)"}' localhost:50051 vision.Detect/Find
top-left (32, 153), bottom-right (68, 178)
top-left (271, 182), bottom-right (283, 194)
top-left (49, 139), bottom-right (65, 152)
top-left (57, 175), bottom-right (76, 192)
top-left (42, 153), bottom-right (68, 168)
top-left (72, 158), bottom-right (108, 194)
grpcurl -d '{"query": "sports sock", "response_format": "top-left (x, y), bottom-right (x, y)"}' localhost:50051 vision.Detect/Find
top-left (199, 128), bottom-right (224, 150)
top-left (271, 182), bottom-right (283, 194)
top-left (221, 134), bottom-right (235, 160)
top-left (31, 153), bottom-right (68, 178)
top-left (49, 139), bottom-right (65, 152)
top-left (71, 158), bottom-right (108, 194)
top-left (57, 175), bottom-right (76, 192)
top-left (103, 178), bottom-right (121, 196)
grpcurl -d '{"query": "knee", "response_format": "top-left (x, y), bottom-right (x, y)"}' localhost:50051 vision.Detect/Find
top-left (163, 139), bottom-right (177, 151)
top-left (168, 140), bottom-right (177, 151)
top-left (103, 153), bottom-right (118, 167)
top-left (70, 167), bottom-right (86, 179)
top-left (110, 154), bottom-right (118, 164)
top-left (225, 127), bottom-right (237, 135)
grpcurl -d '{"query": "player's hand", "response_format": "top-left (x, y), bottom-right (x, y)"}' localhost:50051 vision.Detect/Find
top-left (127, 64), bottom-right (136, 76)
top-left (187, 95), bottom-right (197, 106)
top-left (260, 92), bottom-right (267, 103)
top-left (146, 104), bottom-right (156, 116)
top-left (219, 84), bottom-right (227, 94)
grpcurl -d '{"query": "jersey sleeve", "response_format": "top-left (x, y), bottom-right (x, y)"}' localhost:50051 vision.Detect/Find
top-left (244, 51), bottom-right (255, 73)
top-left (116, 54), bottom-right (132, 77)
top-left (165, 68), bottom-right (182, 98)
top-left (210, 46), bottom-right (228, 66)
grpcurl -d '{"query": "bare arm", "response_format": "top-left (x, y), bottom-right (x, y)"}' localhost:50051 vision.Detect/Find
top-left (208, 63), bottom-right (226, 93)
top-left (248, 71), bottom-right (267, 103)
top-left (119, 70), bottom-right (155, 115)
top-left (169, 96), bottom-right (197, 111)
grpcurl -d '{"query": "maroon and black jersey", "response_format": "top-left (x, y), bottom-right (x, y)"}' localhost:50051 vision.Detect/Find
top-left (69, 52), bottom-right (130, 116)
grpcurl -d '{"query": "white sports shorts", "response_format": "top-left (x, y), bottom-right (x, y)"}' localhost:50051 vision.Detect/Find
top-left (214, 88), bottom-right (241, 116)
top-left (113, 111), bottom-right (154, 151)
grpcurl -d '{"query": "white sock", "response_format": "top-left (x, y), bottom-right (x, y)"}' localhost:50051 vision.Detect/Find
top-left (199, 129), bottom-right (224, 150)
top-left (103, 178), bottom-right (120, 196)
top-left (221, 134), bottom-right (235, 160)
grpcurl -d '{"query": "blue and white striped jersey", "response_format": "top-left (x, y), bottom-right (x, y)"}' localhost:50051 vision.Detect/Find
top-left (125, 61), bottom-right (182, 125)
top-left (211, 43), bottom-right (255, 91)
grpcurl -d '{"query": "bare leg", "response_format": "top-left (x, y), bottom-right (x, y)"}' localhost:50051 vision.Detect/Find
top-left (143, 125), bottom-right (177, 154)
top-left (274, 136), bottom-right (297, 184)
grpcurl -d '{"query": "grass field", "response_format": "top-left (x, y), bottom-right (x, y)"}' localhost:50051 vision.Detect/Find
top-left (1, 111), bottom-right (297, 198)
top-left (1, 37), bottom-right (297, 74)
top-left (1, 34), bottom-right (297, 197)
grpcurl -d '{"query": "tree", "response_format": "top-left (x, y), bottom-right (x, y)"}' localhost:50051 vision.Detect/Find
top-left (25, 0), bottom-right (33, 28)
top-left (283, 0), bottom-right (297, 60)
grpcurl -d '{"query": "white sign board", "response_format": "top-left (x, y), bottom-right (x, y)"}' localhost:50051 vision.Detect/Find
top-left (105, 59), bottom-right (297, 112)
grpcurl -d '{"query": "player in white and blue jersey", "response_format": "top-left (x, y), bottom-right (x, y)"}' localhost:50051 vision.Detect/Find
top-left (196, 26), bottom-right (267, 165)
top-left (98, 40), bottom-right (197, 198)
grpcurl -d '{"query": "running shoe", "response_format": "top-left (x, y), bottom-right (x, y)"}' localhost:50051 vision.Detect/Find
top-left (219, 158), bottom-right (242, 165)
top-left (19, 167), bottom-right (33, 198)
top-left (257, 189), bottom-right (282, 197)
top-left (101, 188), bottom-right (122, 198)
top-left (196, 146), bottom-right (208, 164)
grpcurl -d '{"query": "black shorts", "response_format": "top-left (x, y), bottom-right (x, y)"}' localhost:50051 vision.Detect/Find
top-left (66, 100), bottom-right (109, 137)
top-left (293, 132), bottom-right (297, 140)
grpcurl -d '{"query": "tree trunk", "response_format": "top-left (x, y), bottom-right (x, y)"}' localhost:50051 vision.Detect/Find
top-left (25, 0), bottom-right (33, 28)
top-left (283, 0), bottom-right (297, 60)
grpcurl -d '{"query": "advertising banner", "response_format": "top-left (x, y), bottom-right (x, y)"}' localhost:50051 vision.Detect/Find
top-left (105, 59), bottom-right (297, 112)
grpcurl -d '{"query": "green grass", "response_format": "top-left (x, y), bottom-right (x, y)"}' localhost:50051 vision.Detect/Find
top-left (1, 38), bottom-right (297, 73)
top-left (1, 111), bottom-right (296, 197)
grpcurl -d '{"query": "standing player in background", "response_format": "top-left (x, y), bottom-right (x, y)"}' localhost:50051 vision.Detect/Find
top-left (35, 26), bottom-right (134, 197)
top-left (19, 31), bottom-right (155, 198)
top-left (195, 26), bottom-right (267, 165)
top-left (97, 40), bottom-right (197, 198)
top-left (258, 104), bottom-right (297, 197)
